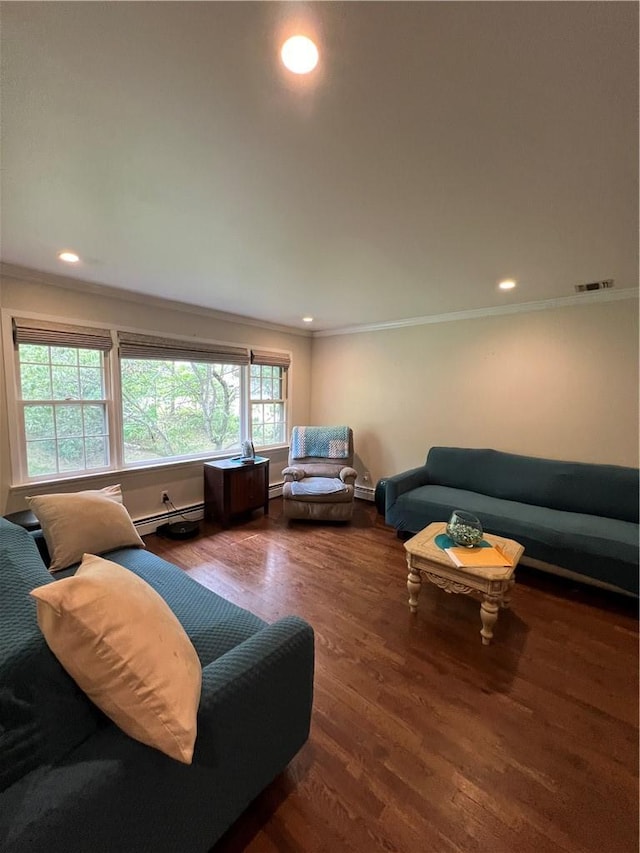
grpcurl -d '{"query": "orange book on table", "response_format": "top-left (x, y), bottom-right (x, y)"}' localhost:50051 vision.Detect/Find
top-left (445, 545), bottom-right (512, 568)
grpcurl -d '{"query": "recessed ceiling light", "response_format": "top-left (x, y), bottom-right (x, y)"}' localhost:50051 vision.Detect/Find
top-left (498, 279), bottom-right (516, 290)
top-left (302, 316), bottom-right (314, 323)
top-left (58, 251), bottom-right (80, 264)
top-left (281, 36), bottom-right (319, 75)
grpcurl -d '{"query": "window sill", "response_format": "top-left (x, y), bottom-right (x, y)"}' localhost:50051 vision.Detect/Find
top-left (9, 445), bottom-right (290, 493)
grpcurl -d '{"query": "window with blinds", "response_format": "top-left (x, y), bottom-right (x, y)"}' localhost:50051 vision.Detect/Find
top-left (250, 349), bottom-right (290, 448)
top-left (118, 333), bottom-right (251, 464)
top-left (10, 319), bottom-right (291, 481)
top-left (12, 319), bottom-right (112, 478)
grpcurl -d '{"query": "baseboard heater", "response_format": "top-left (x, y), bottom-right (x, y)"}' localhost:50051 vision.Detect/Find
top-left (355, 485), bottom-right (375, 501)
top-left (134, 503), bottom-right (204, 537)
top-left (133, 484), bottom-right (372, 537)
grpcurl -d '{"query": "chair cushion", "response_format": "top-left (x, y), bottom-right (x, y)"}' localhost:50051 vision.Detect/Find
top-left (283, 482), bottom-right (354, 504)
top-left (290, 477), bottom-right (347, 496)
top-left (30, 554), bottom-right (202, 764)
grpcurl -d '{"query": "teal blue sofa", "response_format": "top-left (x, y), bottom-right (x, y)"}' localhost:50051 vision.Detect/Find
top-left (0, 518), bottom-right (315, 852)
top-left (384, 447), bottom-right (639, 596)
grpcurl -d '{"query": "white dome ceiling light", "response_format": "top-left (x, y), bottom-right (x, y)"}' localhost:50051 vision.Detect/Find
top-left (498, 279), bottom-right (516, 290)
top-left (281, 35), bottom-right (319, 75)
top-left (58, 251), bottom-right (80, 263)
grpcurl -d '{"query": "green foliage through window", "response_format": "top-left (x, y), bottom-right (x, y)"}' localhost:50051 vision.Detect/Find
top-left (15, 335), bottom-right (288, 481)
top-left (250, 365), bottom-right (285, 447)
top-left (120, 359), bottom-right (241, 462)
top-left (18, 345), bottom-right (108, 477)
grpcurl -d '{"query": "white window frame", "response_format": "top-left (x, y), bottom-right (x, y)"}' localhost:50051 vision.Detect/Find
top-left (3, 312), bottom-right (118, 485)
top-left (118, 355), bottom-right (246, 468)
top-left (249, 363), bottom-right (288, 450)
top-left (2, 309), bottom-right (293, 486)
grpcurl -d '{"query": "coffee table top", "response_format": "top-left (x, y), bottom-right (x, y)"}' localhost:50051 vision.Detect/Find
top-left (404, 522), bottom-right (524, 581)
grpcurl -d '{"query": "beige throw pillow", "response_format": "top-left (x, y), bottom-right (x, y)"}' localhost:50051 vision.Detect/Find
top-left (26, 485), bottom-right (144, 572)
top-left (31, 554), bottom-right (202, 764)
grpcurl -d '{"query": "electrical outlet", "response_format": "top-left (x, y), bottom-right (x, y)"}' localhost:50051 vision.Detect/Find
top-left (363, 471), bottom-right (370, 483)
top-left (161, 491), bottom-right (170, 504)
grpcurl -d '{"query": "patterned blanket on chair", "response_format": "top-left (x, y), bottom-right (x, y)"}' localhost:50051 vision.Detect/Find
top-left (290, 425), bottom-right (350, 460)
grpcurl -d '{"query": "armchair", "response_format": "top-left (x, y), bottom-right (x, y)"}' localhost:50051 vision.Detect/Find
top-left (282, 426), bottom-right (357, 521)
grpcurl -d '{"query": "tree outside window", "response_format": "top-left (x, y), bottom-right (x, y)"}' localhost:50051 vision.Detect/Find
top-left (120, 358), bottom-right (241, 463)
top-left (18, 344), bottom-right (109, 477)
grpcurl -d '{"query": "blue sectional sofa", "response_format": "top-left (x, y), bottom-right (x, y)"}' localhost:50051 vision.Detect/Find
top-left (0, 518), bottom-right (315, 852)
top-left (384, 447), bottom-right (639, 596)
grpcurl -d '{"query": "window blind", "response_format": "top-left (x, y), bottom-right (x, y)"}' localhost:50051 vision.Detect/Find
top-left (12, 318), bottom-right (113, 351)
top-left (118, 332), bottom-right (250, 365)
top-left (250, 349), bottom-right (291, 369)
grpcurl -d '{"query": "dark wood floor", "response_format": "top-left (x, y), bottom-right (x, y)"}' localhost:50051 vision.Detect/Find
top-left (146, 499), bottom-right (639, 853)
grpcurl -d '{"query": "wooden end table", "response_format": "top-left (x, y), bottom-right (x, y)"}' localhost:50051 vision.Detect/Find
top-left (204, 456), bottom-right (269, 527)
top-left (404, 522), bottom-right (524, 645)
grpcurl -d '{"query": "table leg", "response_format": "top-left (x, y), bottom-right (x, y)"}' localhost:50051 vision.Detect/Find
top-left (407, 567), bottom-right (422, 613)
top-left (501, 578), bottom-right (515, 609)
top-left (480, 595), bottom-right (500, 645)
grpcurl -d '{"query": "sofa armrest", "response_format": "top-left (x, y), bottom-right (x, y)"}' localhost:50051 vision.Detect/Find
top-left (193, 615), bottom-right (314, 768)
top-left (384, 465), bottom-right (431, 510)
top-left (339, 467), bottom-right (358, 484)
top-left (282, 466), bottom-right (305, 482)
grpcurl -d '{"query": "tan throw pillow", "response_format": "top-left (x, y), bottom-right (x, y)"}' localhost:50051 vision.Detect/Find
top-left (30, 554), bottom-right (202, 764)
top-left (26, 485), bottom-right (144, 572)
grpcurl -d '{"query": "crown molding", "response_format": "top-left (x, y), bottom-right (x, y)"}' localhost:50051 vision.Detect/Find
top-left (0, 262), bottom-right (312, 338)
top-left (3, 262), bottom-right (636, 339)
top-left (312, 287), bottom-right (640, 337)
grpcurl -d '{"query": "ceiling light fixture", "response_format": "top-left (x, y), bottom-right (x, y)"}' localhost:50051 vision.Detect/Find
top-left (302, 316), bottom-right (314, 323)
top-left (498, 279), bottom-right (516, 290)
top-left (58, 251), bottom-right (80, 264)
top-left (281, 36), bottom-right (319, 75)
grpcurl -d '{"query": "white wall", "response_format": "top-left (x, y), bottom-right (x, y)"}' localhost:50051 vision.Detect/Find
top-left (0, 268), bottom-right (312, 518)
top-left (3, 271), bottom-right (638, 519)
top-left (310, 298), bottom-right (639, 485)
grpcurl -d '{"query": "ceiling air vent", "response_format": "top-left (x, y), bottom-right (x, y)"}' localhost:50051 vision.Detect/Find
top-left (574, 279), bottom-right (614, 293)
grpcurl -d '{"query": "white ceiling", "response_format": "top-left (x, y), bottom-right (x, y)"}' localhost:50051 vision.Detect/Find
top-left (1, 2), bottom-right (637, 332)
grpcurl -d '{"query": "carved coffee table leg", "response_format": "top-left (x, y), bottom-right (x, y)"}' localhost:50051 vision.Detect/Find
top-left (501, 579), bottom-right (515, 609)
top-left (480, 594), bottom-right (500, 645)
top-left (407, 567), bottom-right (422, 613)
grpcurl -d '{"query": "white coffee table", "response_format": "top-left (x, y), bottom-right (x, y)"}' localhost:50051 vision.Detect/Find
top-left (404, 522), bottom-right (524, 645)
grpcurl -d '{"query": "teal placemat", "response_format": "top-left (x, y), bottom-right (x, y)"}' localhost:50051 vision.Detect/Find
top-left (435, 533), bottom-right (491, 550)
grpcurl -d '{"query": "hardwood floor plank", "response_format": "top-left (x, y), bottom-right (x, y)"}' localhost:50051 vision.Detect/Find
top-left (146, 500), bottom-right (639, 853)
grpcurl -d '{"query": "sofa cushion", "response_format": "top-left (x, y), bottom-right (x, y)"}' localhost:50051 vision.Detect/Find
top-left (26, 485), bottom-right (144, 572)
top-left (31, 554), bottom-right (202, 764)
top-left (392, 485), bottom-right (639, 593)
top-left (425, 447), bottom-right (639, 523)
top-left (0, 520), bottom-right (99, 793)
top-left (56, 547), bottom-right (268, 666)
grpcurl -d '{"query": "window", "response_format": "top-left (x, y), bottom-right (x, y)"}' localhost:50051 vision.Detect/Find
top-left (250, 365), bottom-right (286, 447)
top-left (120, 359), bottom-right (242, 462)
top-left (9, 319), bottom-right (290, 482)
top-left (13, 319), bottom-right (112, 479)
top-left (118, 333), bottom-right (249, 464)
top-left (250, 349), bottom-right (290, 448)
